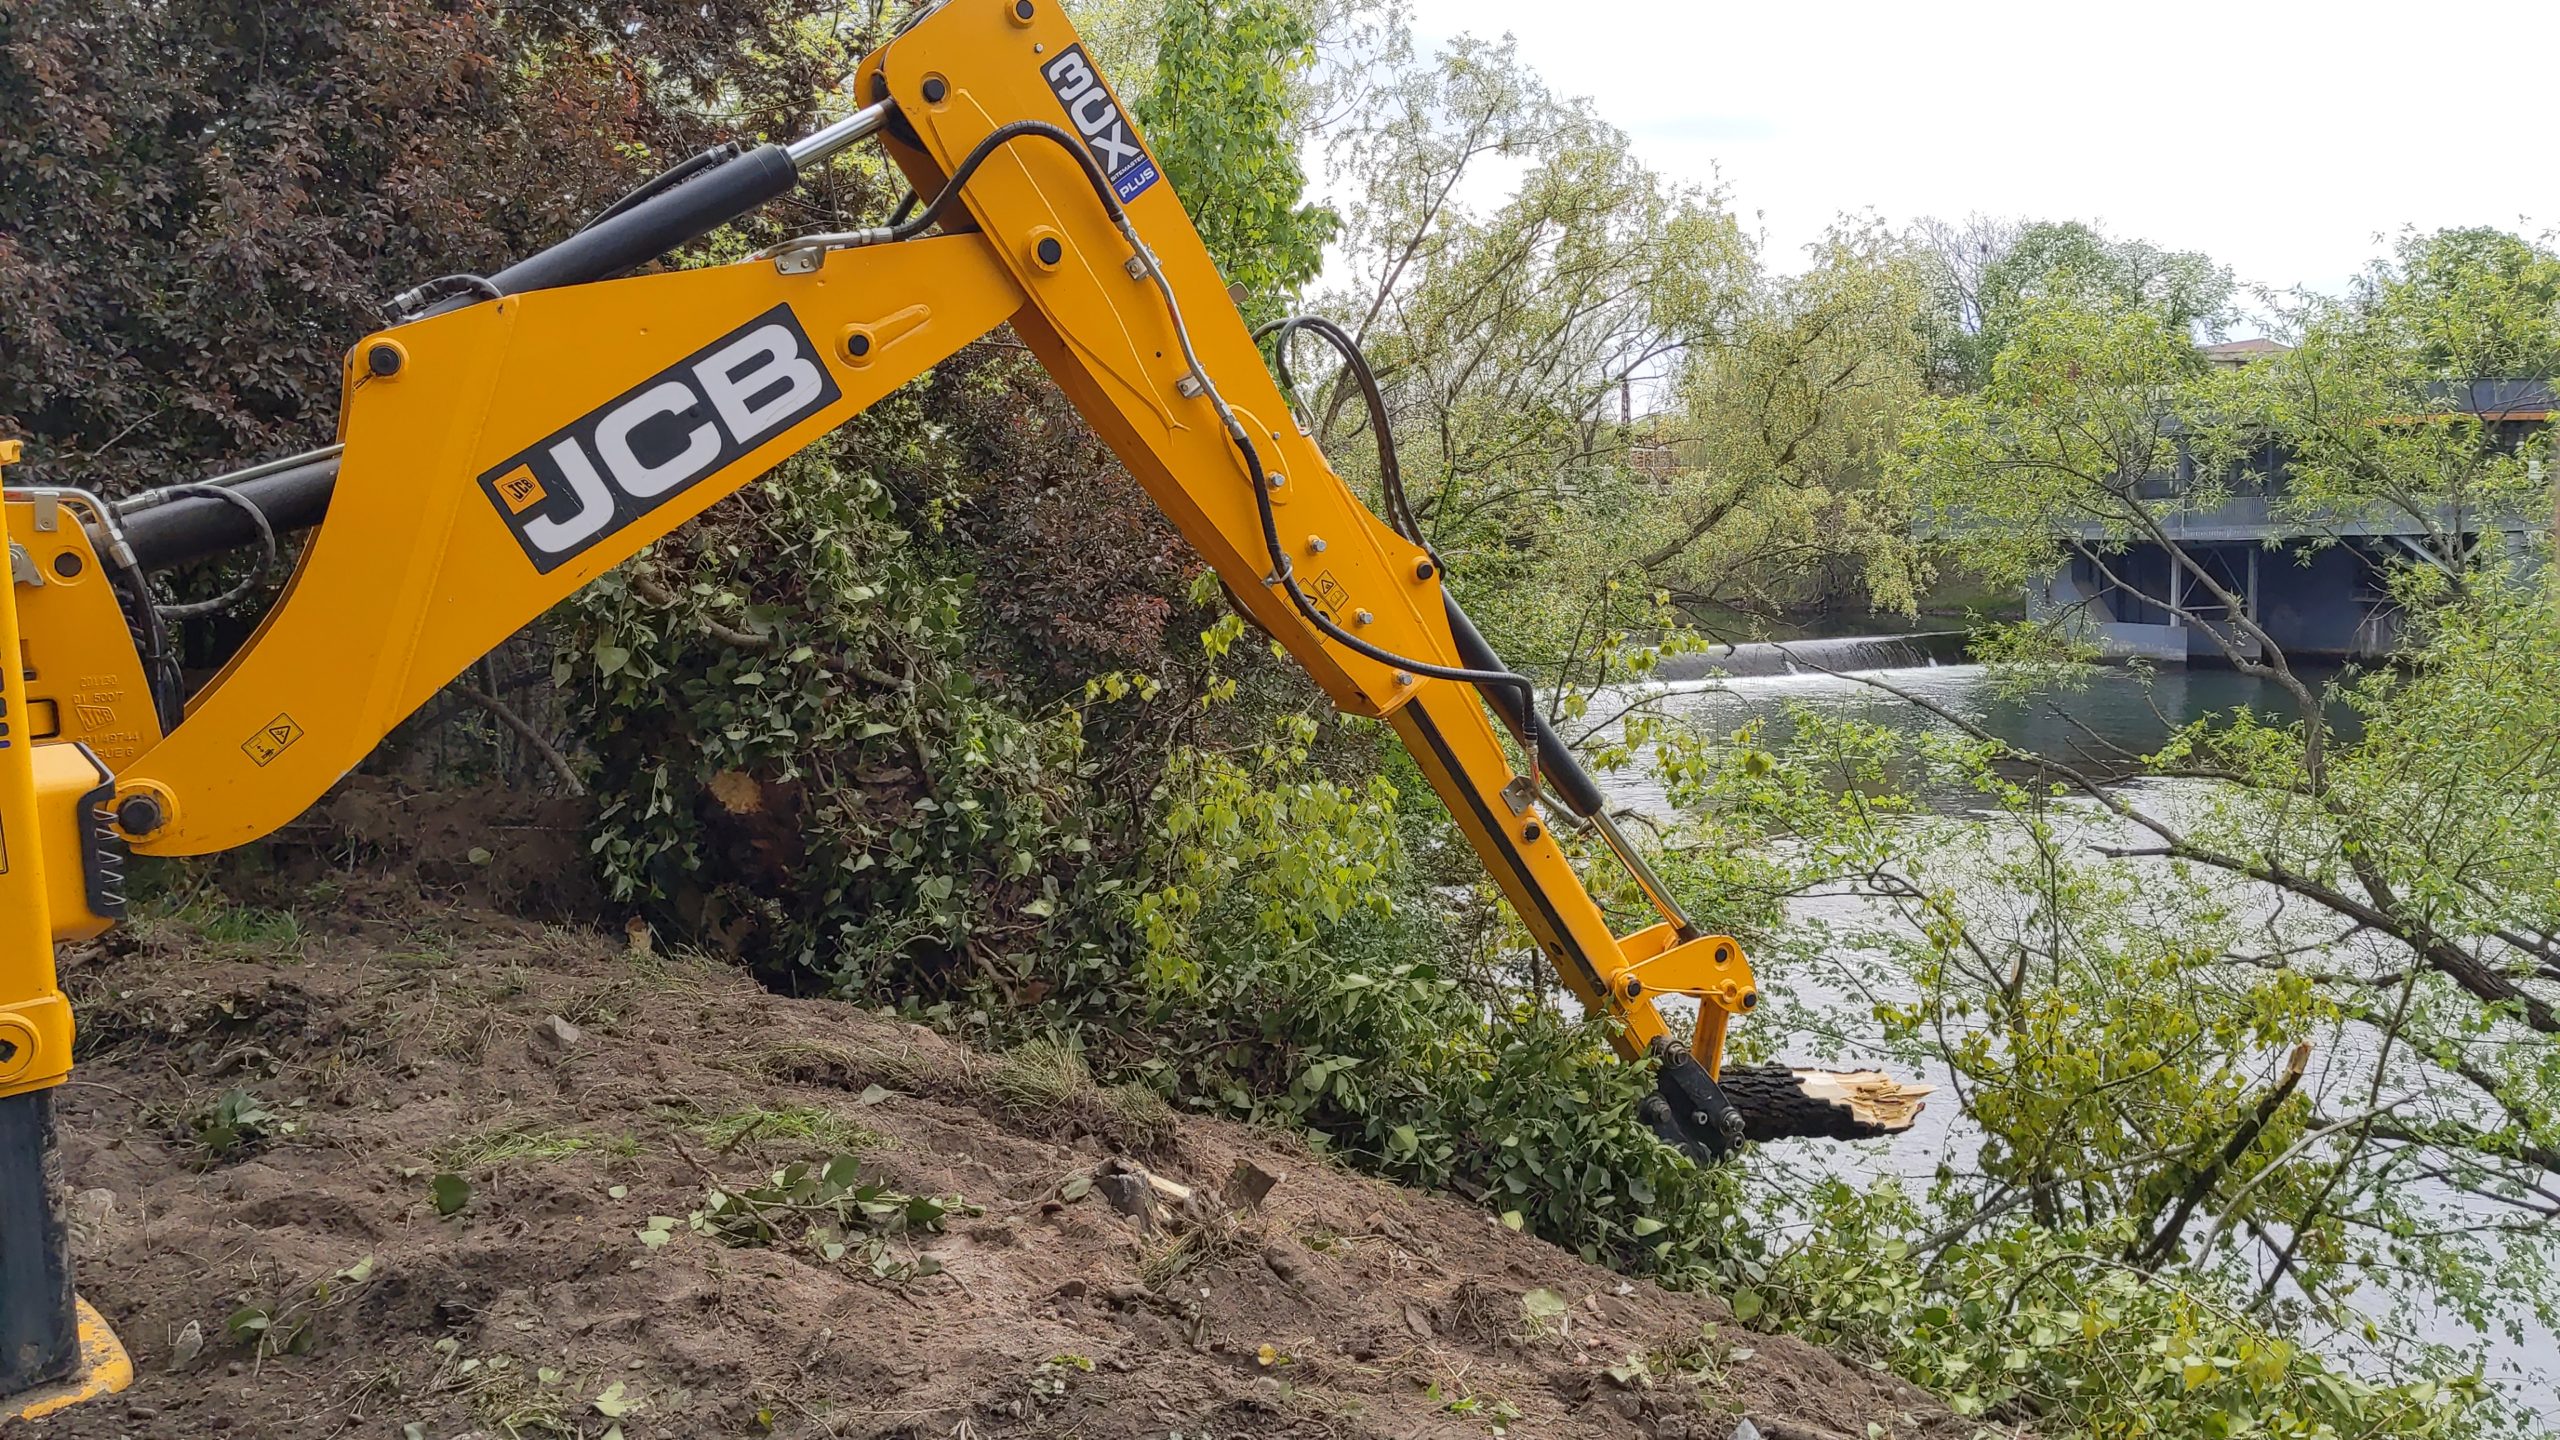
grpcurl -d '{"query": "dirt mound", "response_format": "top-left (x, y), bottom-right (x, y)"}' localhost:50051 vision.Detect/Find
top-left (25, 901), bottom-right (1977, 1440)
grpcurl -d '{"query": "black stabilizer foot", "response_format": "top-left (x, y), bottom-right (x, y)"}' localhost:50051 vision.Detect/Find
top-left (0, 1090), bottom-right (79, 1397)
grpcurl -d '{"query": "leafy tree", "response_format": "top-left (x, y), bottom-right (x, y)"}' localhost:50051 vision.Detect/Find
top-left (1641, 217), bottom-right (1932, 622)
top-left (2213, 228), bottom-right (2560, 574)
top-left (1914, 217), bottom-right (2235, 393)
top-left (1792, 228), bottom-right (2560, 1430)
top-left (1133, 0), bottom-right (1338, 316)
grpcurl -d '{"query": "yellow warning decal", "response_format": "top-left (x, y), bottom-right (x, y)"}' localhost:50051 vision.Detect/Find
top-left (241, 713), bottom-right (305, 768)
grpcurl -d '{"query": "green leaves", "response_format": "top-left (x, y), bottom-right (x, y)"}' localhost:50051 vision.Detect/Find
top-left (1132, 0), bottom-right (1336, 319)
top-left (186, 1088), bottom-right (297, 1160)
top-left (429, 1172), bottom-right (472, 1218)
top-left (682, 1152), bottom-right (975, 1281)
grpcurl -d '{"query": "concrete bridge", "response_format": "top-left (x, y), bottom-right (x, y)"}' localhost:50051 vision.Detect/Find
top-left (2034, 379), bottom-right (2552, 664)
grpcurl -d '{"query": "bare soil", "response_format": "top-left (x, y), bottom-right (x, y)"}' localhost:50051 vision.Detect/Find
top-left (20, 866), bottom-right (1977, 1439)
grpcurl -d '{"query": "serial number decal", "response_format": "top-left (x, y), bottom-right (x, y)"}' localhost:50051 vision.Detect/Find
top-left (1042, 44), bottom-right (1160, 205)
top-left (478, 304), bottom-right (842, 573)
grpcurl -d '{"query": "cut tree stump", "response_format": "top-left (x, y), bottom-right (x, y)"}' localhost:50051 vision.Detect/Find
top-left (1718, 1064), bottom-right (1932, 1143)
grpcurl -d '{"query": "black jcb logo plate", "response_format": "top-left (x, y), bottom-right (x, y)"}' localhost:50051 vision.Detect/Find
top-left (478, 304), bottom-right (841, 573)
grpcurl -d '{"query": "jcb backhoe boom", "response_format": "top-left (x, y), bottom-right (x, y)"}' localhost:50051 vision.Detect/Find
top-left (1, 0), bottom-right (1916, 1412)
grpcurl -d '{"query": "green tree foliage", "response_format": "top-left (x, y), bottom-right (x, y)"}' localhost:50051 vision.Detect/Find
top-left (1133, 0), bottom-right (1337, 315)
top-left (1758, 219), bottom-right (2560, 1432)
top-left (1914, 217), bottom-right (2235, 393)
top-left (2209, 228), bottom-right (2560, 572)
top-left (1645, 218), bottom-right (1933, 621)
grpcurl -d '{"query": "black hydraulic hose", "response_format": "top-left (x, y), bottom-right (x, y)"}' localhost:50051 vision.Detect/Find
top-left (1254, 314), bottom-right (1430, 553)
top-left (1243, 314), bottom-right (1590, 807)
top-left (1230, 420), bottom-right (1540, 735)
top-left (890, 120), bottom-right (1554, 771)
top-left (887, 120), bottom-right (1107, 242)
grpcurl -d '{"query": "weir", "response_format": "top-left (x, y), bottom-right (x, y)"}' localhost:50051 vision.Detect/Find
top-left (1647, 630), bottom-right (1969, 682)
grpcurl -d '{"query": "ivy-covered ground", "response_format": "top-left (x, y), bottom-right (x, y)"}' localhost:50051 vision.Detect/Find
top-left (35, 877), bottom-right (1978, 1439)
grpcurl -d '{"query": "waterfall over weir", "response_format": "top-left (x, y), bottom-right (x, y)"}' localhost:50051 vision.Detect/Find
top-left (1644, 630), bottom-right (1969, 682)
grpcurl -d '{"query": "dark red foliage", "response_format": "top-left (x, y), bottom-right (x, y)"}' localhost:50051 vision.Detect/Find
top-left (0, 0), bottom-right (850, 497)
top-left (933, 346), bottom-right (1205, 689)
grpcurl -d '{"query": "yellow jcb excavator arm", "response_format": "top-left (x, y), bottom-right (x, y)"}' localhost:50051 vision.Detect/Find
top-left (0, 0), bottom-right (1821, 1410)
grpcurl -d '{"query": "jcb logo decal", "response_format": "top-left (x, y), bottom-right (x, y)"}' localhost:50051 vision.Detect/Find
top-left (478, 304), bottom-right (841, 573)
top-left (1042, 45), bottom-right (1159, 204)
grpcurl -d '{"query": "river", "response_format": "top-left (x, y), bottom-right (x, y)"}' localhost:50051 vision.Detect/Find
top-left (1588, 655), bottom-right (2556, 1423)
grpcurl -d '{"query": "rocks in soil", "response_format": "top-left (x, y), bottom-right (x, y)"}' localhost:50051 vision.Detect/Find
top-left (531, 1013), bottom-right (584, 1054)
top-left (1221, 1156), bottom-right (1283, 1211)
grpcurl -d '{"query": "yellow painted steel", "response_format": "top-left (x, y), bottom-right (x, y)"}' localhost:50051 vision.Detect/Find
top-left (0, 449), bottom-right (79, 1101)
top-left (29, 745), bottom-right (117, 946)
top-left (116, 235), bottom-right (1026, 855)
top-left (7, 1299), bottom-right (136, 1422)
top-left (4, 493), bottom-right (162, 771)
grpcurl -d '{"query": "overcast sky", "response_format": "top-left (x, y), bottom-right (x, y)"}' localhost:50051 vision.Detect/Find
top-left (1401, 0), bottom-right (2552, 307)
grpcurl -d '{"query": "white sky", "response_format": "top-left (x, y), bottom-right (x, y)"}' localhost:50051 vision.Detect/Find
top-left (1401, 0), bottom-right (2553, 307)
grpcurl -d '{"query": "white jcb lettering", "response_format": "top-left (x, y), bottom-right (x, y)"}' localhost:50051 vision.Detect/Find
top-left (523, 439), bottom-right (617, 555)
top-left (595, 380), bottom-right (721, 499)
top-left (695, 323), bottom-right (824, 447)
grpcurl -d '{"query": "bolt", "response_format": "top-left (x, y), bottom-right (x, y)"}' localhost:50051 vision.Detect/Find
top-left (1414, 559), bottom-right (1436, 581)
top-left (366, 343), bottom-right (402, 378)
top-left (921, 75), bottom-right (948, 103)
top-left (115, 793), bottom-right (165, 836)
top-left (1306, 535), bottom-right (1326, 554)
top-left (1394, 672), bottom-right (1414, 688)
top-left (1354, 609), bottom-right (1373, 626)
top-left (52, 551), bottom-right (82, 579)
